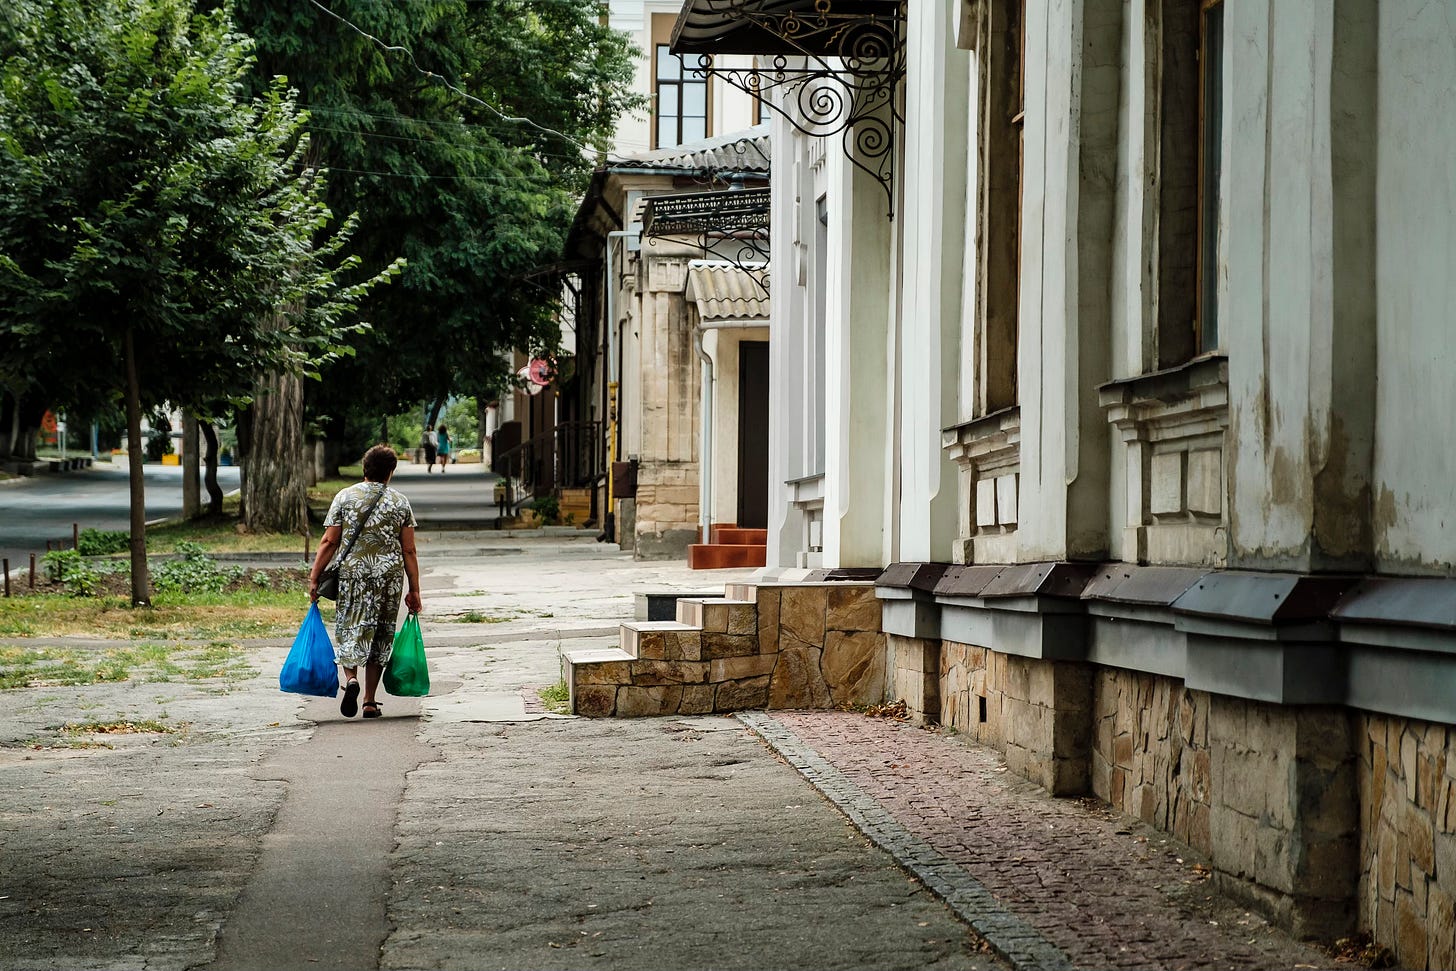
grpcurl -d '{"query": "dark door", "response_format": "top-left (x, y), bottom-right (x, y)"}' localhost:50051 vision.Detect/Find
top-left (737, 341), bottom-right (770, 529)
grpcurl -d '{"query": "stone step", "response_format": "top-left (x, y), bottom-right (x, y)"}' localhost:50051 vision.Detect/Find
top-left (619, 620), bottom-right (702, 660)
top-left (723, 582), bottom-right (758, 602)
top-left (633, 589), bottom-right (723, 621)
top-left (561, 647), bottom-right (634, 716)
top-left (688, 543), bottom-right (767, 570)
top-left (676, 597), bottom-right (757, 635)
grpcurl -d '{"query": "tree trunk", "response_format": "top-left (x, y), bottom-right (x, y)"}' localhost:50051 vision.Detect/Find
top-left (200, 421), bottom-right (224, 516)
top-left (123, 329), bottom-right (151, 607)
top-left (321, 414), bottom-right (344, 478)
top-left (305, 436), bottom-right (319, 488)
top-left (242, 368), bottom-right (309, 534)
top-left (15, 397), bottom-right (45, 462)
top-left (181, 414), bottom-right (201, 519)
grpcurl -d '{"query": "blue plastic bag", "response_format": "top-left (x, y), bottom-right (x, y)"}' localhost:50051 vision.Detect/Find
top-left (280, 602), bottom-right (339, 697)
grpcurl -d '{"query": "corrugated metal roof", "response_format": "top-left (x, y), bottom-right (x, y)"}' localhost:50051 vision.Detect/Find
top-left (685, 260), bottom-right (769, 319)
top-left (626, 124), bottom-right (771, 172)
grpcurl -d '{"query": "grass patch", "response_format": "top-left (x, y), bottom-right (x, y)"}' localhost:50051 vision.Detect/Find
top-left (61, 719), bottom-right (177, 735)
top-left (139, 476), bottom-right (357, 554)
top-left (0, 641), bottom-right (256, 690)
top-left (0, 587), bottom-right (321, 640)
top-left (538, 680), bottom-right (570, 715)
top-left (452, 609), bottom-right (512, 624)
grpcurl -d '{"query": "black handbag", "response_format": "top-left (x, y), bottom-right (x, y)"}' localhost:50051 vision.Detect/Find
top-left (317, 488), bottom-right (385, 601)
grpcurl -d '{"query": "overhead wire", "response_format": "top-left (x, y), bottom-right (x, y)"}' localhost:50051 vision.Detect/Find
top-left (303, 0), bottom-right (598, 156)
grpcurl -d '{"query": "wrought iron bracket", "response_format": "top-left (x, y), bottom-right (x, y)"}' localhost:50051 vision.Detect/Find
top-left (641, 187), bottom-right (771, 295)
top-left (673, 0), bottom-right (905, 216)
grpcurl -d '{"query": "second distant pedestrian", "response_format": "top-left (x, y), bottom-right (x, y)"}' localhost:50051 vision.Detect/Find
top-left (422, 427), bottom-right (438, 471)
top-left (436, 424), bottom-right (452, 472)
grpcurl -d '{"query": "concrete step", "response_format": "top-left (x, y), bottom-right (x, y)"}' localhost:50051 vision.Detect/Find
top-left (688, 543), bottom-right (767, 570)
top-left (675, 597), bottom-right (756, 635)
top-left (619, 620), bottom-right (701, 660)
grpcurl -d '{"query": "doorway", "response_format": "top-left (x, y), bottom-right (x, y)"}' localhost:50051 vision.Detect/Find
top-left (737, 341), bottom-right (770, 529)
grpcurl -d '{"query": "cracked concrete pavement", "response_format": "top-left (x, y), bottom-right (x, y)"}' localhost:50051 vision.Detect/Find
top-left (0, 532), bottom-right (1004, 971)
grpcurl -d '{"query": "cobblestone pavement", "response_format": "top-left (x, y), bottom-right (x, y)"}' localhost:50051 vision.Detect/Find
top-left (759, 712), bottom-right (1349, 971)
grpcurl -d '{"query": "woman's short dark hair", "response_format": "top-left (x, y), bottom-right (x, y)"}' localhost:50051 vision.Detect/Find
top-left (362, 444), bottom-right (398, 482)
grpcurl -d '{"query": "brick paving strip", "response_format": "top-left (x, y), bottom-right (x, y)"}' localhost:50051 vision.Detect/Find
top-left (740, 711), bottom-right (1349, 971)
top-left (738, 712), bottom-right (1074, 971)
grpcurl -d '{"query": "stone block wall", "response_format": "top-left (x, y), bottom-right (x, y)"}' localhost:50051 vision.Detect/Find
top-left (889, 635), bottom-right (939, 725)
top-left (935, 643), bottom-right (1091, 795)
top-left (632, 459), bottom-right (699, 559)
top-left (760, 584), bottom-right (886, 710)
top-left (1090, 670), bottom-right (1212, 856)
top-left (1088, 669), bottom-right (1357, 939)
top-left (1359, 714), bottom-right (1456, 970)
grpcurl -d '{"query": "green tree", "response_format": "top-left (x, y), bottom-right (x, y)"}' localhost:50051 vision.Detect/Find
top-left (0, 0), bottom-right (396, 604)
top-left (232, 0), bottom-right (641, 468)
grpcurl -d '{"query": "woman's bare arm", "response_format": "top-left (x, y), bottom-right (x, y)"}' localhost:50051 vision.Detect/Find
top-left (308, 525), bottom-right (344, 602)
top-left (401, 526), bottom-right (422, 613)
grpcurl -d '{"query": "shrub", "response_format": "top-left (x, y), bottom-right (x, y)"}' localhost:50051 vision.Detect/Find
top-left (40, 549), bottom-right (123, 596)
top-left (529, 495), bottom-right (560, 525)
top-left (43, 549), bottom-right (83, 583)
top-left (76, 528), bottom-right (129, 556)
top-left (153, 543), bottom-right (243, 594)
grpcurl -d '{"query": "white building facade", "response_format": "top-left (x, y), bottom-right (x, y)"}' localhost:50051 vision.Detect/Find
top-left (666, 0), bottom-right (1456, 964)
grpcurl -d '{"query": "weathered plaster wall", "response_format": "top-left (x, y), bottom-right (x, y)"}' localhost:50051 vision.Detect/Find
top-left (1371, 1), bottom-right (1456, 575)
top-left (1008, 0), bottom-right (1118, 564)
top-left (823, 145), bottom-right (891, 568)
top-left (631, 255), bottom-right (701, 558)
top-left (898, 0), bottom-right (971, 565)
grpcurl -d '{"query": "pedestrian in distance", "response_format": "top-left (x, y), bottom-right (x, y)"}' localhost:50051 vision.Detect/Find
top-left (308, 444), bottom-right (423, 719)
top-left (422, 426), bottom-right (438, 471)
top-left (435, 423), bottom-right (452, 472)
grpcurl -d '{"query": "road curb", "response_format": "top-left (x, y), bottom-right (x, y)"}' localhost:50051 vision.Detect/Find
top-left (737, 711), bottom-right (1074, 971)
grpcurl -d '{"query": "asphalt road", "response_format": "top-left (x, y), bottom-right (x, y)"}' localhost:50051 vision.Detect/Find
top-left (0, 462), bottom-right (240, 570)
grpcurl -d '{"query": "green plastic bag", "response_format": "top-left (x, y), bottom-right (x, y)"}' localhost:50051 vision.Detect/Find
top-left (383, 613), bottom-right (430, 697)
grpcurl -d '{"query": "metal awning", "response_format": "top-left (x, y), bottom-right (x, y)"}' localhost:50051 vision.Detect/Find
top-left (642, 187), bottom-right (771, 295)
top-left (668, 0), bottom-right (905, 216)
top-left (670, 0), bottom-right (902, 58)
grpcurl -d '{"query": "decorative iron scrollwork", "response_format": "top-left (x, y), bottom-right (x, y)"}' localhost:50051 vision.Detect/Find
top-left (672, 0), bottom-right (905, 215)
top-left (641, 187), bottom-right (771, 295)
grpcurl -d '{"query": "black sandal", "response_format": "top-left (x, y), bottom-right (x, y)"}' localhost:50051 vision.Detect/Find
top-left (362, 701), bottom-right (382, 719)
top-left (340, 680), bottom-right (360, 718)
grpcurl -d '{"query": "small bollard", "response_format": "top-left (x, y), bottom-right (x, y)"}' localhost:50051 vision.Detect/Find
top-left (28, 553), bottom-right (35, 589)
top-left (3, 559), bottom-right (9, 598)
top-left (73, 522), bottom-right (79, 549)
top-left (304, 531), bottom-right (310, 564)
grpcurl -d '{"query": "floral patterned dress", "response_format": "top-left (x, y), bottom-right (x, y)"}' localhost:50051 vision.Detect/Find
top-left (323, 481), bottom-right (417, 667)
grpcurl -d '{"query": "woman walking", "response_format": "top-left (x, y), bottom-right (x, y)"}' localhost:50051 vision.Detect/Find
top-left (308, 444), bottom-right (423, 718)
top-left (435, 423), bottom-right (452, 472)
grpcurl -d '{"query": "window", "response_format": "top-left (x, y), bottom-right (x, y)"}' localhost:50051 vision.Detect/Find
top-left (1155, 0), bottom-right (1220, 367)
top-left (1196, 0), bottom-right (1224, 352)
top-left (655, 45), bottom-right (708, 149)
top-left (972, 0), bottom-right (1022, 415)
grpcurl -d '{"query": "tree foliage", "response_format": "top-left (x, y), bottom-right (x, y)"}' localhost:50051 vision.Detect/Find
top-left (231, 0), bottom-right (642, 426)
top-left (0, 0), bottom-right (397, 602)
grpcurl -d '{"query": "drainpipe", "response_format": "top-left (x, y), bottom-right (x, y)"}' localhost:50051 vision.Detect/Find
top-left (694, 319), bottom-right (766, 545)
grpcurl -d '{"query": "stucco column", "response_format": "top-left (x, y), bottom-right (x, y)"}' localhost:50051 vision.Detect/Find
top-left (896, 0), bottom-right (971, 564)
top-left (765, 117), bottom-right (809, 572)
top-left (823, 142), bottom-right (892, 568)
top-left (1013, 0), bottom-right (1118, 563)
top-left (1223, 1), bottom-right (1377, 573)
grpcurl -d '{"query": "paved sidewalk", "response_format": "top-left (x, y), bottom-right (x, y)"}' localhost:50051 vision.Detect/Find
top-left (750, 711), bottom-right (1348, 971)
